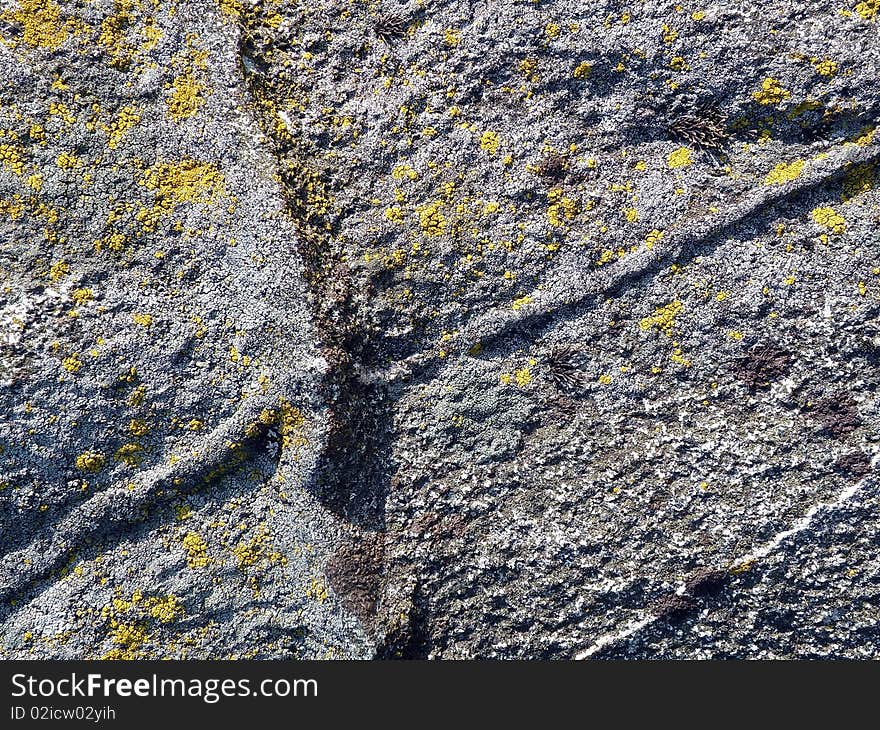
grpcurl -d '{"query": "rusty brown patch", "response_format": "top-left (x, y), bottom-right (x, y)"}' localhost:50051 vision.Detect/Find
top-left (325, 531), bottom-right (385, 628)
top-left (833, 450), bottom-right (873, 478)
top-left (683, 568), bottom-right (729, 597)
top-left (808, 393), bottom-right (862, 437)
top-left (734, 344), bottom-right (793, 389)
top-left (651, 593), bottom-right (697, 622)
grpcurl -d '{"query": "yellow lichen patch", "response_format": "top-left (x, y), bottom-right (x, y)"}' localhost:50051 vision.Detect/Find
top-left (104, 107), bottom-right (140, 149)
top-left (384, 206), bottom-right (404, 223)
top-left (842, 163), bottom-right (875, 202)
top-left (145, 595), bottom-right (184, 624)
top-left (443, 28), bottom-right (461, 47)
top-left (573, 61), bottom-right (593, 79)
top-left (137, 159), bottom-right (225, 231)
top-left (181, 532), bottom-right (209, 568)
top-left (251, 399), bottom-right (307, 451)
top-left (132, 312), bottom-right (153, 327)
top-left (103, 621), bottom-right (149, 660)
top-left (167, 69), bottom-right (207, 121)
top-left (417, 200), bottom-right (446, 236)
top-left (753, 77), bottom-right (790, 105)
top-left (2, 0), bottom-right (70, 51)
top-left (514, 367), bottom-right (532, 387)
top-left (667, 146), bottom-right (692, 168)
top-left (55, 152), bottom-right (79, 169)
top-left (598, 373), bottom-right (613, 385)
top-left (645, 229), bottom-right (664, 249)
top-left (94, 231), bottom-right (127, 253)
top-left (140, 159), bottom-right (225, 205)
top-left (232, 528), bottom-right (287, 571)
top-left (0, 144), bottom-right (25, 175)
top-left (72, 287), bottom-right (93, 304)
top-left (48, 102), bottom-right (75, 125)
top-left (640, 300), bottom-right (683, 337)
top-left (214, 0), bottom-right (242, 17)
top-left (114, 443), bottom-right (143, 466)
top-left (851, 126), bottom-right (875, 147)
top-left (98, 0), bottom-right (159, 71)
top-left (480, 130), bottom-right (500, 155)
top-left (391, 164), bottom-right (418, 181)
top-left (764, 159), bottom-right (805, 185)
top-left (518, 57), bottom-right (539, 80)
top-left (546, 188), bottom-right (577, 226)
top-left (855, 0), bottom-right (879, 20)
top-left (306, 577), bottom-right (329, 603)
top-left (623, 207), bottom-right (639, 223)
top-left (49, 260), bottom-right (69, 281)
top-left (128, 418), bottom-right (150, 436)
top-left (75, 451), bottom-right (105, 473)
top-left (62, 353), bottom-right (83, 373)
top-left (813, 58), bottom-right (838, 77)
top-left (512, 294), bottom-right (533, 311)
top-left (128, 384), bottom-right (146, 406)
top-left (811, 206), bottom-right (846, 234)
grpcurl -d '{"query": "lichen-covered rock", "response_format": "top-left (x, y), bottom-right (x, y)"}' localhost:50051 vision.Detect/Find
top-left (1, 0), bottom-right (879, 659)
top-left (0, 0), bottom-right (369, 659)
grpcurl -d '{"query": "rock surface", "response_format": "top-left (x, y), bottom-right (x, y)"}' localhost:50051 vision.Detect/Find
top-left (0, 0), bottom-right (878, 658)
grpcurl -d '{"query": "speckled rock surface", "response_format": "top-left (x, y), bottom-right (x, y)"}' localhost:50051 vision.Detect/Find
top-left (1, 0), bottom-right (879, 659)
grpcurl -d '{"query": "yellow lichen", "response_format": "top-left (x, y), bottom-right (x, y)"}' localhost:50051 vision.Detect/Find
top-left (114, 443), bottom-right (143, 466)
top-left (842, 163), bottom-right (874, 202)
top-left (514, 367), bottom-right (532, 387)
top-left (640, 300), bottom-right (683, 336)
top-left (140, 159), bottom-right (225, 205)
top-left (104, 621), bottom-right (149, 659)
top-left (813, 58), bottom-right (838, 77)
top-left (2, 0), bottom-right (70, 51)
top-left (306, 577), bottom-right (329, 602)
top-left (546, 188), bottom-right (577, 226)
top-left (764, 159), bottom-right (805, 185)
top-left (417, 201), bottom-right (446, 236)
top-left (573, 61), bottom-right (593, 79)
top-left (215, 0), bottom-right (242, 17)
top-left (62, 353), bottom-right (82, 373)
top-left (480, 130), bottom-right (500, 155)
top-left (811, 206), bottom-right (846, 234)
top-left (55, 152), bottom-right (79, 169)
top-left (72, 287), bottom-right (93, 304)
top-left (128, 418), bottom-right (150, 436)
top-left (105, 107), bottom-right (141, 149)
top-left (75, 451), bottom-right (105, 473)
top-left (753, 77), bottom-right (790, 105)
top-left (666, 147), bottom-right (692, 168)
top-left (512, 294), bottom-right (533, 311)
top-left (855, 0), bottom-right (879, 20)
top-left (132, 312), bottom-right (153, 327)
top-left (167, 69), bottom-right (206, 121)
top-left (146, 595), bottom-right (183, 624)
top-left (182, 532), bottom-right (209, 568)
top-left (49, 260), bottom-right (69, 281)
top-left (0, 144), bottom-right (25, 175)
top-left (384, 206), bottom-right (404, 223)
top-left (645, 229), bottom-right (664, 249)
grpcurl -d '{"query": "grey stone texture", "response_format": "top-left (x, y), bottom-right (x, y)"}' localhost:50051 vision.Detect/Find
top-left (0, 0), bottom-right (878, 658)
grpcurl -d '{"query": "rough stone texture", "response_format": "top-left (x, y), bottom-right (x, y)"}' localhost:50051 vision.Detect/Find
top-left (1, 0), bottom-right (879, 659)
